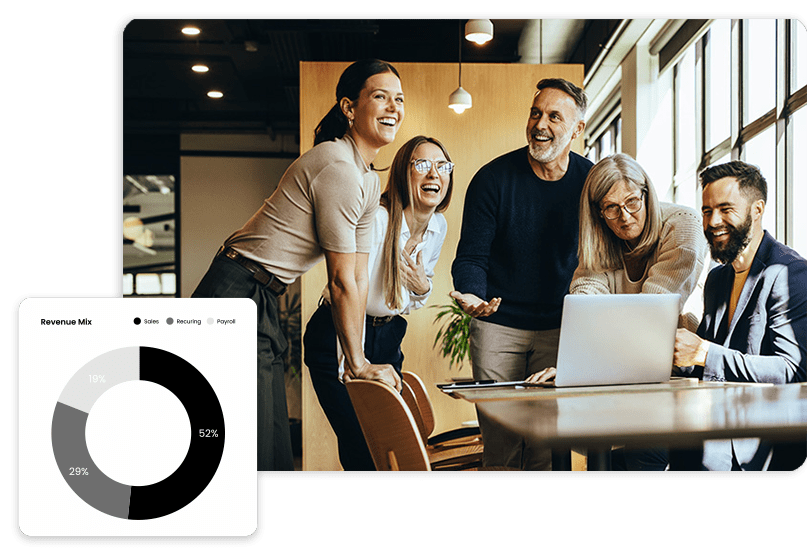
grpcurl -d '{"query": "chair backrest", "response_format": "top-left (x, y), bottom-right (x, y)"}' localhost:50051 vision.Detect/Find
top-left (400, 381), bottom-right (429, 443)
top-left (345, 379), bottom-right (431, 471)
top-left (401, 371), bottom-right (436, 436)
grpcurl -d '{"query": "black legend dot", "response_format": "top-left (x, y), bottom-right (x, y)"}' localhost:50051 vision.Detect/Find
top-left (134, 318), bottom-right (141, 325)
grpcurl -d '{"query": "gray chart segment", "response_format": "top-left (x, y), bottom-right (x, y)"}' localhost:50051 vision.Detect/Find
top-left (52, 402), bottom-right (132, 519)
top-left (57, 346), bottom-right (140, 413)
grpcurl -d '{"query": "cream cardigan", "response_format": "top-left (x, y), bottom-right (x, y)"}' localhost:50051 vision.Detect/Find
top-left (569, 202), bottom-right (709, 330)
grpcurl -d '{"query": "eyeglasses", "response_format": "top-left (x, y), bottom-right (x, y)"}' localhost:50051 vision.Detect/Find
top-left (600, 189), bottom-right (646, 220)
top-left (411, 158), bottom-right (454, 175)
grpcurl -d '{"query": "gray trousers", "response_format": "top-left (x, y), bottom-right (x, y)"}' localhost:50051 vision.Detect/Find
top-left (469, 319), bottom-right (560, 470)
top-left (192, 254), bottom-right (294, 471)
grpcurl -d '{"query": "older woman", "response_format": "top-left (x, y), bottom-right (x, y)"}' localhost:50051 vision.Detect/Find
top-left (192, 59), bottom-right (404, 470)
top-left (568, 153), bottom-right (708, 323)
top-left (528, 153), bottom-right (708, 381)
top-left (526, 153), bottom-right (708, 470)
top-left (304, 136), bottom-right (454, 470)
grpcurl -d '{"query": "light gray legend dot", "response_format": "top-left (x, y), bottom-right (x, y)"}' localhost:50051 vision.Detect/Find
top-left (166, 318), bottom-right (174, 325)
top-left (207, 318), bottom-right (214, 325)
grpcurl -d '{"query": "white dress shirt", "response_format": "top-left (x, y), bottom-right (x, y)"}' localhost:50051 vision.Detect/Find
top-left (322, 205), bottom-right (447, 315)
top-left (323, 206), bottom-right (447, 380)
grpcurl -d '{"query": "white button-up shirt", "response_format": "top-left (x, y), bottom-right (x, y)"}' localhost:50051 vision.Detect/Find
top-left (322, 205), bottom-right (447, 316)
top-left (324, 206), bottom-right (447, 381)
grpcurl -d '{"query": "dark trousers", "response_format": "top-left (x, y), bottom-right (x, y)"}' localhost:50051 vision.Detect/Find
top-left (192, 253), bottom-right (294, 471)
top-left (668, 440), bottom-right (807, 471)
top-left (304, 303), bottom-right (406, 471)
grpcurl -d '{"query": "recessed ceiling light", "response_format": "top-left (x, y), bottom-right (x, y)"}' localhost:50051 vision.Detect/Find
top-left (182, 26), bottom-right (200, 36)
top-left (192, 64), bottom-right (209, 73)
top-left (207, 90), bottom-right (223, 99)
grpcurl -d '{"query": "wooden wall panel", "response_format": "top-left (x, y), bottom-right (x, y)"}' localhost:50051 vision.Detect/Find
top-left (300, 61), bottom-right (584, 470)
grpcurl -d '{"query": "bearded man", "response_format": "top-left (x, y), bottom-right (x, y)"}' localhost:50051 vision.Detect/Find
top-left (673, 160), bottom-right (807, 470)
top-left (450, 78), bottom-right (592, 470)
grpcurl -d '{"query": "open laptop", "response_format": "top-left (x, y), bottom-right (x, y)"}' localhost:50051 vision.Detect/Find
top-left (552, 293), bottom-right (680, 387)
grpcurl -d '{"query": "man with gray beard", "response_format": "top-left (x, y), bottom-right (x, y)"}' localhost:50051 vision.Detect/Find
top-left (451, 78), bottom-right (592, 470)
top-left (673, 160), bottom-right (807, 470)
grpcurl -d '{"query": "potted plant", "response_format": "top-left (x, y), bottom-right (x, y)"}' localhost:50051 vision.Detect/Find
top-left (277, 287), bottom-right (302, 457)
top-left (430, 299), bottom-right (472, 370)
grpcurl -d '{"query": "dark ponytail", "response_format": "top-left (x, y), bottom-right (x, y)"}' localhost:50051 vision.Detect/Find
top-left (313, 58), bottom-right (400, 146)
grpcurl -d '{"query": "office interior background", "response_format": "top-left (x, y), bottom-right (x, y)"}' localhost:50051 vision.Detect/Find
top-left (123, 19), bottom-right (807, 470)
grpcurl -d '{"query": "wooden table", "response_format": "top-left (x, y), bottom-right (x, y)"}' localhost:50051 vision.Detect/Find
top-left (440, 379), bottom-right (807, 470)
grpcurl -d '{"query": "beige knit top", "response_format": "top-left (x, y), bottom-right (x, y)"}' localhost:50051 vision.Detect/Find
top-left (569, 202), bottom-right (709, 330)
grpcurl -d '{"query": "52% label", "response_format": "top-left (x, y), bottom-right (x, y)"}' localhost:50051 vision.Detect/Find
top-left (199, 429), bottom-right (219, 438)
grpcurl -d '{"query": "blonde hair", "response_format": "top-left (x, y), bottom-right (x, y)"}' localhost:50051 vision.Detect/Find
top-left (379, 136), bottom-right (453, 310)
top-left (578, 153), bottom-right (662, 271)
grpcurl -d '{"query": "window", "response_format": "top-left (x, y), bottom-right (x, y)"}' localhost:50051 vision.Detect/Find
top-left (794, 20), bottom-right (807, 92)
top-left (664, 19), bottom-right (807, 249)
top-left (674, 46), bottom-right (698, 205)
top-left (793, 107), bottom-right (807, 254)
top-left (706, 19), bottom-right (731, 151)
top-left (585, 114), bottom-right (621, 163)
top-left (123, 174), bottom-right (177, 297)
top-left (126, 272), bottom-right (177, 296)
top-left (743, 125), bottom-right (776, 234)
top-left (744, 19), bottom-right (777, 125)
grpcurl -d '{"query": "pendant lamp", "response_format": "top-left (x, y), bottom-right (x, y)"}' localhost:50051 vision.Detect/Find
top-left (465, 19), bottom-right (493, 45)
top-left (449, 22), bottom-right (472, 114)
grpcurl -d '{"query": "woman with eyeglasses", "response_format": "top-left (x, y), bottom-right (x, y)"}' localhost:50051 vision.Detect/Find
top-left (304, 135), bottom-right (454, 470)
top-left (528, 153), bottom-right (708, 382)
top-left (526, 153), bottom-right (708, 470)
top-left (192, 59), bottom-right (405, 471)
top-left (569, 153), bottom-right (707, 310)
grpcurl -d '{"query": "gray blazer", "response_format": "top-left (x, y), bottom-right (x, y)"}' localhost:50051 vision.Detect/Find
top-left (697, 230), bottom-right (807, 384)
top-left (683, 231), bottom-right (807, 470)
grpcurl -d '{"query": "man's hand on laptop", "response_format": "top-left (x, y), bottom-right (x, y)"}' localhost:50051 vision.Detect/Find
top-left (450, 291), bottom-right (501, 318)
top-left (525, 367), bottom-right (556, 384)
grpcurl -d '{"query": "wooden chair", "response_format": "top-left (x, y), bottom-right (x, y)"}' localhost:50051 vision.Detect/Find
top-left (400, 381), bottom-right (483, 470)
top-left (401, 371), bottom-right (483, 449)
top-left (346, 379), bottom-right (517, 472)
top-left (345, 379), bottom-right (431, 470)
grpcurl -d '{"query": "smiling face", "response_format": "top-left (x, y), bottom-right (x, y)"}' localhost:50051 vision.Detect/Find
top-left (408, 142), bottom-right (450, 215)
top-left (343, 71), bottom-right (404, 153)
top-left (526, 87), bottom-right (584, 164)
top-left (600, 180), bottom-right (647, 247)
top-left (701, 177), bottom-right (762, 264)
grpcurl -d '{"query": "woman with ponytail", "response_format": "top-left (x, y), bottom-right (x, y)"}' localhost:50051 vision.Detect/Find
top-left (304, 136), bottom-right (454, 470)
top-left (192, 59), bottom-right (404, 471)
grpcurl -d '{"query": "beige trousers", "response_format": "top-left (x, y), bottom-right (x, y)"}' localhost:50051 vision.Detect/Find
top-left (469, 318), bottom-right (560, 470)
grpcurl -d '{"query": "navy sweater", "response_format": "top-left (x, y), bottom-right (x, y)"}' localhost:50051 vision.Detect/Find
top-left (452, 147), bottom-right (593, 330)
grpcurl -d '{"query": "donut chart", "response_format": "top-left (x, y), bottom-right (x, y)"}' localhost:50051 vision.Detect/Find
top-left (51, 346), bottom-right (225, 520)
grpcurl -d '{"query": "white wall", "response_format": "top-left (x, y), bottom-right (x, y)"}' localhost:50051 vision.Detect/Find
top-left (179, 155), bottom-right (293, 296)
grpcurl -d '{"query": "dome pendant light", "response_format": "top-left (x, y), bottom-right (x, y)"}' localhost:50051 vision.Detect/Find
top-left (465, 19), bottom-right (493, 45)
top-left (449, 22), bottom-right (472, 114)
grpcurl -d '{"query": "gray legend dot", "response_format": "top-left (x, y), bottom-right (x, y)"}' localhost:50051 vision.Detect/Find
top-left (207, 318), bottom-right (214, 325)
top-left (166, 318), bottom-right (174, 325)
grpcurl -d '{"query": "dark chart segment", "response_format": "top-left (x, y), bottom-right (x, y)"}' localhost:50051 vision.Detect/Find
top-left (51, 346), bottom-right (225, 520)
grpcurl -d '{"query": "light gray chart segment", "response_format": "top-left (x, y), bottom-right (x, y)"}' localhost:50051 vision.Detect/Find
top-left (52, 402), bottom-right (132, 519)
top-left (57, 347), bottom-right (140, 413)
